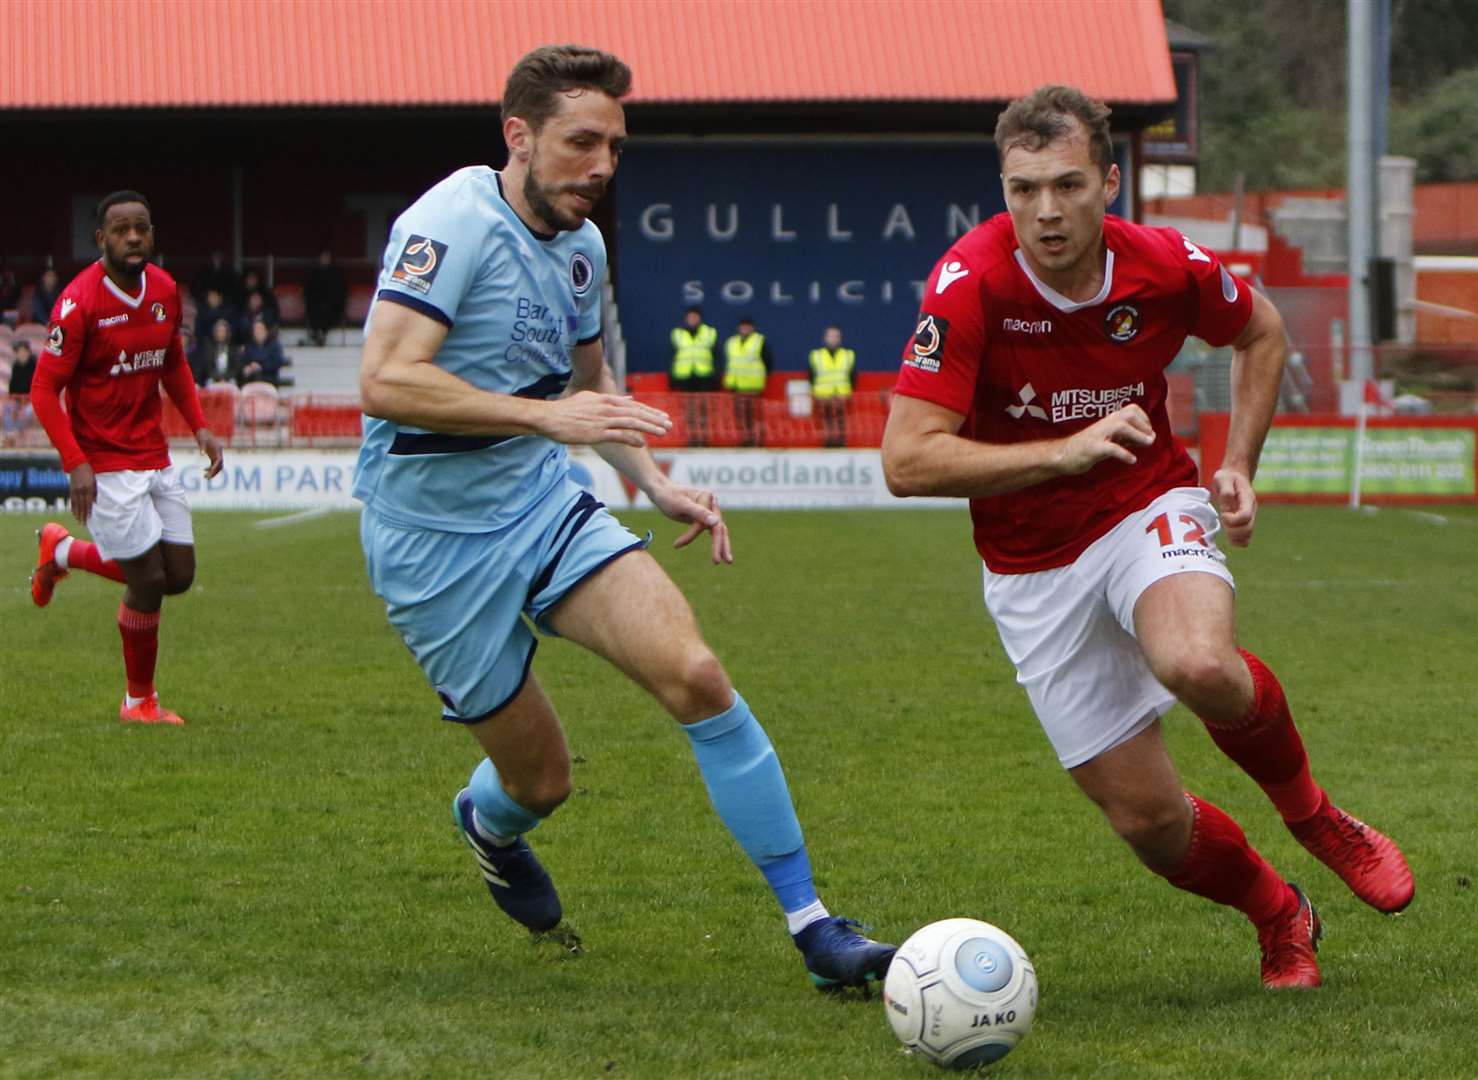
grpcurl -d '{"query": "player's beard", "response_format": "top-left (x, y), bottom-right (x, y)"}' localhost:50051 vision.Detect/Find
top-left (524, 150), bottom-right (603, 234)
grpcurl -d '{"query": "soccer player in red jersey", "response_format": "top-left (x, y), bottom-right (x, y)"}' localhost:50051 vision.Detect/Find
top-left (28, 190), bottom-right (224, 726)
top-left (882, 87), bottom-right (1413, 990)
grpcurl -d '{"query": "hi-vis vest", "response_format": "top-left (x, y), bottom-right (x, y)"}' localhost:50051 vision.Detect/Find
top-left (809, 347), bottom-right (856, 399)
top-left (670, 324), bottom-right (717, 380)
top-left (723, 333), bottom-right (767, 393)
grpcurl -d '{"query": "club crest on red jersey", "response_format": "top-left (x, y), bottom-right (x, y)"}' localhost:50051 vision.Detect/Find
top-left (46, 324), bottom-right (65, 355)
top-left (152, 301), bottom-right (167, 322)
top-left (1105, 304), bottom-right (1140, 343)
top-left (391, 235), bottom-right (448, 295)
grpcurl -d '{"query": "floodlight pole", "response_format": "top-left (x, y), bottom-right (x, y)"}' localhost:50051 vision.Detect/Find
top-left (1346, 0), bottom-right (1376, 382)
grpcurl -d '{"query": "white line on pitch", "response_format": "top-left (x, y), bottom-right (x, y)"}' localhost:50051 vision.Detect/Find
top-left (254, 507), bottom-right (333, 529)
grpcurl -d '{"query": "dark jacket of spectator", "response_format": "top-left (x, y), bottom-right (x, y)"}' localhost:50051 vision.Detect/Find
top-left (0, 268), bottom-right (19, 325)
top-left (194, 253), bottom-right (244, 307)
top-left (237, 323), bottom-right (287, 386)
top-left (192, 320), bottom-right (239, 387)
top-left (8, 342), bottom-right (36, 394)
top-left (306, 251), bottom-right (348, 343)
top-left (195, 290), bottom-right (240, 346)
top-left (29, 269), bottom-right (61, 325)
top-left (241, 270), bottom-right (280, 326)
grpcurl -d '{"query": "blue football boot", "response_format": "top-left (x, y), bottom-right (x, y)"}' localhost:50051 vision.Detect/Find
top-left (793, 916), bottom-right (897, 991)
top-left (452, 788), bottom-right (562, 933)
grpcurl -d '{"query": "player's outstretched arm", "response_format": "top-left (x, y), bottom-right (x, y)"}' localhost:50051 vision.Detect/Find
top-left (1215, 289), bottom-right (1287, 547)
top-left (361, 301), bottom-right (670, 445)
top-left (883, 395), bottom-right (1155, 499)
top-left (569, 341), bottom-right (729, 563)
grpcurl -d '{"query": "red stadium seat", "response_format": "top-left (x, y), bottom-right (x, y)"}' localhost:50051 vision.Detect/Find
top-left (275, 284), bottom-right (306, 324)
top-left (625, 371), bottom-right (669, 394)
top-left (162, 385), bottom-right (236, 439)
top-left (346, 285), bottom-right (374, 323)
top-left (290, 397), bottom-right (362, 443)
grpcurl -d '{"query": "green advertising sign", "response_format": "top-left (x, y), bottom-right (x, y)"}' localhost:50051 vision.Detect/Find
top-left (1256, 427), bottom-right (1476, 495)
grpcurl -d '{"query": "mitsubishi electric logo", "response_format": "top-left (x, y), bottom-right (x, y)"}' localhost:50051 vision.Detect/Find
top-left (1007, 381), bottom-right (1148, 422)
top-left (1006, 383), bottom-right (1048, 420)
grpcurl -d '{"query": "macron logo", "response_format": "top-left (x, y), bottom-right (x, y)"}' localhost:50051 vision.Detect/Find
top-left (60, 298), bottom-right (76, 320)
top-left (935, 261), bottom-right (970, 294)
top-left (1005, 383), bottom-right (1048, 420)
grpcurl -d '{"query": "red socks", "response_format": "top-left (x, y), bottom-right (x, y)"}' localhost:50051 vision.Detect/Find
top-left (1164, 793), bottom-right (1296, 926)
top-left (1200, 649), bottom-right (1324, 824)
top-left (68, 539), bottom-right (128, 584)
top-left (118, 603), bottom-right (161, 700)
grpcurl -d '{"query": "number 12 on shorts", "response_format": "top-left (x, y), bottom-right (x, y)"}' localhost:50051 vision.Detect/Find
top-left (1145, 512), bottom-right (1207, 548)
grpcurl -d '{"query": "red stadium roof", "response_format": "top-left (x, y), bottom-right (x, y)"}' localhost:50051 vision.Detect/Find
top-left (3, 0), bottom-right (1174, 110)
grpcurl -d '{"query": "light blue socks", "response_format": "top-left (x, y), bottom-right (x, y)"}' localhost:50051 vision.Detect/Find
top-left (682, 691), bottom-right (820, 916)
top-left (468, 757), bottom-right (543, 841)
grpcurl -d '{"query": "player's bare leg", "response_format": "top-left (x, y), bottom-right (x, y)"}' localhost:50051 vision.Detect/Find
top-left (1136, 572), bottom-right (1413, 913)
top-left (1070, 720), bottom-right (1319, 988)
top-left (453, 676), bottom-right (570, 935)
top-left (547, 550), bottom-right (896, 990)
top-left (113, 544), bottom-right (184, 726)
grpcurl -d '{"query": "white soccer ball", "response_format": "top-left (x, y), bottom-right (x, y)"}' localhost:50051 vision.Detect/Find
top-left (882, 918), bottom-right (1037, 1070)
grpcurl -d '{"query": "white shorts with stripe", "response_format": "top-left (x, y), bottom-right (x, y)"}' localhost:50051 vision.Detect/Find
top-left (87, 466), bottom-right (194, 561)
top-left (982, 486), bottom-right (1235, 770)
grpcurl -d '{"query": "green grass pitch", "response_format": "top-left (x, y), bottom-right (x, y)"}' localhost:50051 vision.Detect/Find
top-left (1, 504), bottom-right (1474, 1078)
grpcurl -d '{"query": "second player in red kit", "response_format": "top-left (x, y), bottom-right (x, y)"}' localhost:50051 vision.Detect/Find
top-left (28, 190), bottom-right (224, 725)
top-left (883, 86), bottom-right (1412, 991)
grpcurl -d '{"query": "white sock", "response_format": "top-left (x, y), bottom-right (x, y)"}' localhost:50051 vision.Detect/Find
top-left (54, 536), bottom-right (74, 569)
top-left (124, 692), bottom-right (148, 707)
top-left (471, 808), bottom-right (517, 847)
top-left (786, 899), bottom-right (829, 936)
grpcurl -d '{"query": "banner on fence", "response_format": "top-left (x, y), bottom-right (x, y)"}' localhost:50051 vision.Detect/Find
top-left (1199, 413), bottom-right (1478, 501)
top-left (4, 448), bottom-right (960, 512)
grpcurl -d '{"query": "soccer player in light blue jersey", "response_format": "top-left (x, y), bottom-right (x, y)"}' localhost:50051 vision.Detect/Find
top-left (355, 44), bottom-right (894, 992)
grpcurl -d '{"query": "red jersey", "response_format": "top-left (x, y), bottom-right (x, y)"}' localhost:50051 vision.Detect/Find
top-left (31, 261), bottom-right (206, 474)
top-left (895, 213), bottom-right (1253, 574)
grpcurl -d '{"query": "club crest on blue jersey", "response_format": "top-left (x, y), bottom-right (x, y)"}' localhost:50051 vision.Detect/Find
top-left (570, 251), bottom-right (594, 296)
top-left (392, 235), bottom-right (449, 295)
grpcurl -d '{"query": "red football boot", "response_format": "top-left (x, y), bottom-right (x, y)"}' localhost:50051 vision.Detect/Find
top-left (1290, 795), bottom-right (1414, 913)
top-left (30, 523), bottom-right (70, 607)
top-left (119, 694), bottom-right (185, 726)
top-left (1258, 884), bottom-right (1322, 990)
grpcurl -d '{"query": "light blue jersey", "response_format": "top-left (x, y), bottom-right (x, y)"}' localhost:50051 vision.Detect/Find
top-left (353, 166), bottom-right (607, 532)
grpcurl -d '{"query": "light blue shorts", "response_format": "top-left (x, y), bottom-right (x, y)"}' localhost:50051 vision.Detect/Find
top-left (361, 480), bottom-right (649, 723)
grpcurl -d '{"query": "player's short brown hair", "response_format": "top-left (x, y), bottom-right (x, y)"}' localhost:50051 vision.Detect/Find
top-left (994, 85), bottom-right (1114, 175)
top-left (501, 45), bottom-right (632, 132)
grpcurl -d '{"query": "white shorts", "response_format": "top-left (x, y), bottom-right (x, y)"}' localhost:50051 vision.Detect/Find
top-left (87, 467), bottom-right (194, 561)
top-left (982, 486), bottom-right (1236, 770)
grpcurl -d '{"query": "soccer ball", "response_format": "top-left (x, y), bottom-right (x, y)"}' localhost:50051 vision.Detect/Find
top-left (882, 918), bottom-right (1037, 1070)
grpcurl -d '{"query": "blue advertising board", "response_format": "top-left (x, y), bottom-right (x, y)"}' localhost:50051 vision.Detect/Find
top-left (614, 139), bottom-right (1127, 375)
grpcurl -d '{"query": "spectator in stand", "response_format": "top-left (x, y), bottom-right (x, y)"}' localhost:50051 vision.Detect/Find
top-left (241, 268), bottom-right (280, 326)
top-left (670, 305), bottom-right (719, 446)
top-left (305, 249), bottom-right (347, 346)
top-left (0, 266), bottom-right (19, 327)
top-left (242, 289), bottom-right (278, 338)
top-left (194, 251), bottom-right (243, 307)
top-left (194, 287), bottom-right (238, 346)
top-left (808, 325), bottom-right (856, 448)
top-left (4, 339), bottom-right (38, 438)
top-left (722, 315), bottom-right (772, 447)
top-left (9, 338), bottom-right (37, 394)
top-left (192, 318), bottom-right (239, 387)
top-left (237, 318), bottom-right (287, 386)
top-left (29, 268), bottom-right (62, 326)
